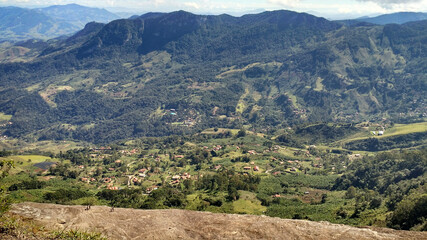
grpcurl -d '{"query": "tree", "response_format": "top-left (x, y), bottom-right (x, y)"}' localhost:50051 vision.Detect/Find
top-left (236, 128), bottom-right (246, 138)
top-left (0, 160), bottom-right (14, 216)
top-left (81, 197), bottom-right (97, 210)
top-left (321, 193), bottom-right (328, 204)
top-left (388, 194), bottom-right (427, 230)
top-left (345, 186), bottom-right (357, 199)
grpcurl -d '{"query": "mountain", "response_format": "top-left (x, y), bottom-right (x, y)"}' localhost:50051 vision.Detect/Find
top-left (0, 10), bottom-right (425, 143)
top-left (0, 4), bottom-right (119, 42)
top-left (37, 4), bottom-right (120, 28)
top-left (344, 12), bottom-right (427, 25)
top-left (0, 7), bottom-right (71, 42)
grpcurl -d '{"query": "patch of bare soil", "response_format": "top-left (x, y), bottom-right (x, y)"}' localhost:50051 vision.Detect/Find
top-left (10, 202), bottom-right (427, 240)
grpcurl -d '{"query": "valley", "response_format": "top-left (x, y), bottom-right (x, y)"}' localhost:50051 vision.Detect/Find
top-left (1, 122), bottom-right (426, 233)
top-left (0, 6), bottom-right (426, 239)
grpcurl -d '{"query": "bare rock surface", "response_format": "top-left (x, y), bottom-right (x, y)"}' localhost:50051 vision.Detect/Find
top-left (10, 202), bottom-right (427, 240)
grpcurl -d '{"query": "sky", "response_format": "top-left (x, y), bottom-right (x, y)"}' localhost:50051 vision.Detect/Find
top-left (0, 0), bottom-right (426, 19)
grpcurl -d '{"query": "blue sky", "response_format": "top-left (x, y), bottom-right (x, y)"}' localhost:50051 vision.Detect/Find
top-left (1, 0), bottom-right (426, 19)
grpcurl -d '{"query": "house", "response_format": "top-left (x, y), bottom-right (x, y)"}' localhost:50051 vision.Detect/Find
top-left (243, 166), bottom-right (252, 171)
top-left (172, 175), bottom-right (181, 180)
top-left (170, 180), bottom-right (180, 184)
top-left (273, 194), bottom-right (281, 198)
top-left (214, 165), bottom-right (222, 170)
top-left (253, 166), bottom-right (260, 171)
top-left (378, 131), bottom-right (384, 136)
top-left (248, 150), bottom-right (257, 155)
top-left (181, 173), bottom-right (191, 180)
top-left (146, 186), bottom-right (159, 193)
top-left (175, 155), bottom-right (184, 159)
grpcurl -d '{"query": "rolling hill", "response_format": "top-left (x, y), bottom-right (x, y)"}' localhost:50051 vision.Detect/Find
top-left (0, 10), bottom-right (425, 143)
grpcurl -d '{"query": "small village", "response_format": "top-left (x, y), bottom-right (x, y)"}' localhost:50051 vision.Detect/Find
top-left (18, 130), bottom-right (356, 201)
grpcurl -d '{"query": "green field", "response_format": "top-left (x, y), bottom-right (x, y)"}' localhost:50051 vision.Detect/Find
top-left (337, 121), bottom-right (427, 144)
top-left (0, 112), bottom-right (12, 121)
top-left (1, 155), bottom-right (55, 173)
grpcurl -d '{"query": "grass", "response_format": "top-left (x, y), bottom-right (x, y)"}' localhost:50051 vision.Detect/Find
top-left (286, 92), bottom-right (299, 109)
top-left (201, 128), bottom-right (240, 135)
top-left (0, 112), bottom-right (12, 121)
top-left (18, 140), bottom-right (91, 153)
top-left (314, 77), bottom-right (324, 91)
top-left (338, 121), bottom-right (427, 144)
top-left (0, 155), bottom-right (54, 174)
top-left (0, 215), bottom-right (107, 240)
top-left (233, 191), bottom-right (267, 214)
top-left (236, 87), bottom-right (250, 114)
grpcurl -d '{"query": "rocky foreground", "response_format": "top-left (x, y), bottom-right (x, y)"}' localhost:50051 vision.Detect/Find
top-left (9, 202), bottom-right (427, 240)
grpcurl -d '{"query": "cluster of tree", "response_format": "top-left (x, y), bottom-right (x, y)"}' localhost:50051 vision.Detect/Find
top-left (195, 170), bottom-right (260, 201)
top-left (294, 123), bottom-right (360, 144)
top-left (44, 188), bottom-right (91, 204)
top-left (8, 179), bottom-right (45, 191)
top-left (334, 149), bottom-right (427, 230)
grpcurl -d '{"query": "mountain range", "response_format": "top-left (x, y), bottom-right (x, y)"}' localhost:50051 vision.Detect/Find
top-left (0, 4), bottom-right (119, 42)
top-left (339, 12), bottom-right (427, 26)
top-left (0, 10), bottom-right (425, 144)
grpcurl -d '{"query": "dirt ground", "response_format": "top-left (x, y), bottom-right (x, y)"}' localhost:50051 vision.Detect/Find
top-left (9, 202), bottom-right (427, 240)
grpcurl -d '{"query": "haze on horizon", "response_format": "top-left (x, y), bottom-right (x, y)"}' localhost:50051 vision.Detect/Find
top-left (0, 0), bottom-right (426, 19)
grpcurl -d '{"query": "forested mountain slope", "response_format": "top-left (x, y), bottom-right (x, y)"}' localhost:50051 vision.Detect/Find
top-left (0, 10), bottom-right (425, 143)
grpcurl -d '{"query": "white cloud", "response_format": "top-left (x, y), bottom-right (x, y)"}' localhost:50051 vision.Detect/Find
top-left (267, 0), bottom-right (301, 7)
top-left (356, 0), bottom-right (421, 4)
top-left (183, 2), bottom-right (200, 9)
top-left (355, 0), bottom-right (426, 10)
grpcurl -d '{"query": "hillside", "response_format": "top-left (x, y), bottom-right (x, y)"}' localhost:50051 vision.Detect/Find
top-left (0, 10), bottom-right (425, 143)
top-left (8, 202), bottom-right (427, 240)
top-left (0, 4), bottom-right (119, 42)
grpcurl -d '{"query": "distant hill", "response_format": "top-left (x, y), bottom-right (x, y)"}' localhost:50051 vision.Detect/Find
top-left (0, 10), bottom-right (425, 143)
top-left (341, 12), bottom-right (427, 25)
top-left (0, 4), bottom-right (119, 42)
